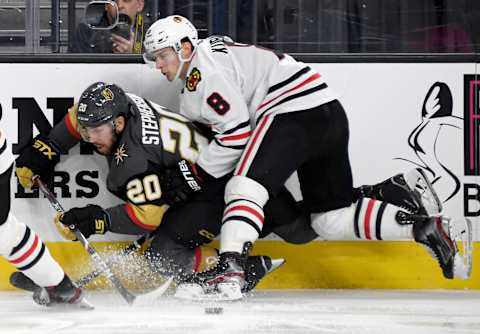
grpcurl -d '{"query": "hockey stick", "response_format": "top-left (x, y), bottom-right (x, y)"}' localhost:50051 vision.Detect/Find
top-left (35, 177), bottom-right (136, 305)
top-left (75, 233), bottom-right (151, 288)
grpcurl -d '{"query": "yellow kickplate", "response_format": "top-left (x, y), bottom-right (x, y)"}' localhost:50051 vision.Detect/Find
top-left (1, 240), bottom-right (478, 291)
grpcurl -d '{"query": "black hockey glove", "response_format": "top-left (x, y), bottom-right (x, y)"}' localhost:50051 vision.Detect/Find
top-left (159, 160), bottom-right (203, 207)
top-left (54, 204), bottom-right (110, 240)
top-left (15, 134), bottom-right (61, 189)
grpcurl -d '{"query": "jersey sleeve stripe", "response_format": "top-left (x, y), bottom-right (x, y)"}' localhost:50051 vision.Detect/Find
top-left (221, 121), bottom-right (251, 135)
top-left (257, 72), bottom-right (321, 111)
top-left (267, 66), bottom-right (311, 94)
top-left (213, 139), bottom-right (246, 150)
top-left (124, 203), bottom-right (158, 232)
top-left (218, 131), bottom-right (252, 142)
top-left (65, 110), bottom-right (82, 140)
top-left (256, 83), bottom-right (328, 124)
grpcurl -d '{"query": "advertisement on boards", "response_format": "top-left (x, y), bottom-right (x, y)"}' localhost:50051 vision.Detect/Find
top-left (0, 62), bottom-right (478, 242)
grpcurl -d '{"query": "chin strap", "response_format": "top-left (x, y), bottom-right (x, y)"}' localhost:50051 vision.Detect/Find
top-left (174, 44), bottom-right (196, 81)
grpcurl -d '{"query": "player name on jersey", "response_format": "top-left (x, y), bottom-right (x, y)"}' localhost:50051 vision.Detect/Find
top-left (128, 94), bottom-right (161, 145)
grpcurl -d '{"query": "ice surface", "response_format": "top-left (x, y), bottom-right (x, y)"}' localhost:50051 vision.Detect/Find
top-left (1, 289), bottom-right (480, 334)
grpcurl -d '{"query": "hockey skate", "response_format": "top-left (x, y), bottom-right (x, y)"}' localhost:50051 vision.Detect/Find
top-left (360, 168), bottom-right (442, 215)
top-left (10, 272), bottom-right (93, 309)
top-left (175, 245), bottom-right (285, 301)
top-left (408, 214), bottom-right (472, 280)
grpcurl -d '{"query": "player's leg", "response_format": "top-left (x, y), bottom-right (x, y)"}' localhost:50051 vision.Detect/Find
top-left (358, 168), bottom-right (442, 215)
top-left (186, 105), bottom-right (337, 299)
top-left (310, 167), bottom-right (464, 279)
top-left (283, 103), bottom-right (463, 280)
top-left (0, 164), bottom-right (87, 307)
top-left (147, 180), bottom-right (284, 295)
top-left (262, 187), bottom-right (317, 244)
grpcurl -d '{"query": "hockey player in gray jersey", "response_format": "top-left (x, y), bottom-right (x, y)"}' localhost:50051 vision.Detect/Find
top-left (0, 129), bottom-right (90, 308)
top-left (142, 15), bottom-right (471, 300)
top-left (14, 82), bottom-right (311, 292)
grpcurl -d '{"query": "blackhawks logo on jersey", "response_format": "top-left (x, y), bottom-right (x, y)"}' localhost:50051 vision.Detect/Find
top-left (186, 67), bottom-right (202, 92)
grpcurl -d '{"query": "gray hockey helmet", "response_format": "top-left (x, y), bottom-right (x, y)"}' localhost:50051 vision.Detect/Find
top-left (77, 82), bottom-right (128, 128)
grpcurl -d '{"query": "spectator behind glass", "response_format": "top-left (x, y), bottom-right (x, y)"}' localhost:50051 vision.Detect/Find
top-left (69, 0), bottom-right (145, 54)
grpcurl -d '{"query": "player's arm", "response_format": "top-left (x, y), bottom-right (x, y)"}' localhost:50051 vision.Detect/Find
top-left (48, 103), bottom-right (83, 150)
top-left (16, 104), bottom-right (82, 189)
top-left (160, 73), bottom-right (251, 206)
top-left (54, 172), bottom-right (169, 239)
top-left (195, 73), bottom-right (252, 178)
top-left (106, 202), bottom-right (168, 234)
top-left (52, 201), bottom-right (169, 240)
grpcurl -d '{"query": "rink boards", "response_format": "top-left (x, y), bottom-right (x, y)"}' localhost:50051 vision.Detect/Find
top-left (0, 61), bottom-right (479, 290)
top-left (1, 240), bottom-right (480, 290)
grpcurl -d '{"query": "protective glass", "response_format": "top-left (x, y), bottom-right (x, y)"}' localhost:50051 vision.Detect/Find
top-left (85, 0), bottom-right (119, 30)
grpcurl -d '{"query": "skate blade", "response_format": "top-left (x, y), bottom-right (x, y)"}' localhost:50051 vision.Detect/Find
top-left (269, 258), bottom-right (286, 273)
top-left (74, 297), bottom-right (95, 310)
top-left (174, 282), bottom-right (243, 302)
top-left (134, 277), bottom-right (173, 305)
top-left (449, 218), bottom-right (473, 280)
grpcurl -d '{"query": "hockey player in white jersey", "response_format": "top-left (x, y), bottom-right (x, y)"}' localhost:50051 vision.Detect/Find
top-left (0, 129), bottom-right (90, 308)
top-left (143, 15), bottom-right (471, 300)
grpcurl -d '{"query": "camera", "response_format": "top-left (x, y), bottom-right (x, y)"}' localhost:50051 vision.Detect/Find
top-left (85, 0), bottom-right (131, 39)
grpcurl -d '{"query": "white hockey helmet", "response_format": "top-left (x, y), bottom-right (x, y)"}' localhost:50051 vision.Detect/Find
top-left (143, 15), bottom-right (198, 61)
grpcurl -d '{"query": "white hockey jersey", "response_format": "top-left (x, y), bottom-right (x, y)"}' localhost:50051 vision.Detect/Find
top-left (0, 128), bottom-right (14, 174)
top-left (180, 37), bottom-right (337, 178)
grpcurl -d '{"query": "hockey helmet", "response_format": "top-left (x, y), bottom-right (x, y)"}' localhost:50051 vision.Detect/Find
top-left (143, 15), bottom-right (198, 62)
top-left (77, 82), bottom-right (128, 128)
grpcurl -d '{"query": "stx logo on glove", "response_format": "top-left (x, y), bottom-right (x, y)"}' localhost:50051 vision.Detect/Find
top-left (33, 139), bottom-right (57, 160)
top-left (179, 160), bottom-right (201, 192)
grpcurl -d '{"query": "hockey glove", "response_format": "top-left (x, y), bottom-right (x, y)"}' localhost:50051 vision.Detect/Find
top-left (15, 134), bottom-right (61, 189)
top-left (159, 160), bottom-right (203, 207)
top-left (54, 204), bottom-right (110, 241)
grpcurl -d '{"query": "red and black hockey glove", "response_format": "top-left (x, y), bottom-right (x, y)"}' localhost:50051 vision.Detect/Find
top-left (54, 204), bottom-right (110, 240)
top-left (15, 134), bottom-right (61, 189)
top-left (159, 160), bottom-right (203, 207)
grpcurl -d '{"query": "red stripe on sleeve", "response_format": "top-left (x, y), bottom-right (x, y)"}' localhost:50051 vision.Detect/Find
top-left (257, 73), bottom-right (321, 111)
top-left (219, 131), bottom-right (252, 142)
top-left (124, 203), bottom-right (156, 232)
top-left (65, 113), bottom-right (82, 140)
